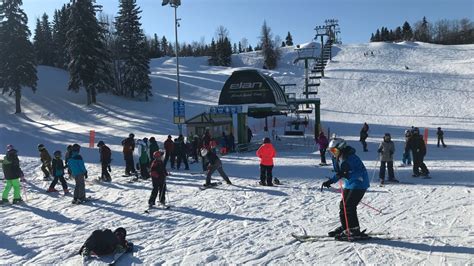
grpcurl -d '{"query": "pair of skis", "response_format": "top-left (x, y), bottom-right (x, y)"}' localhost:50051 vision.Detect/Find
top-left (291, 231), bottom-right (398, 242)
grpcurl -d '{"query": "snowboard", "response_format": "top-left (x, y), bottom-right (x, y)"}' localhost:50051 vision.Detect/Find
top-left (82, 242), bottom-right (134, 265)
top-left (144, 204), bottom-right (171, 213)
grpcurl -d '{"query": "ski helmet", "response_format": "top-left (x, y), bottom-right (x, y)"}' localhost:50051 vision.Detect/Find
top-left (97, 141), bottom-right (105, 147)
top-left (413, 127), bottom-right (420, 135)
top-left (263, 137), bottom-right (271, 144)
top-left (53, 150), bottom-right (61, 157)
top-left (384, 133), bottom-right (391, 141)
top-left (153, 151), bottom-right (162, 159)
top-left (143, 137), bottom-right (148, 143)
top-left (72, 144), bottom-right (81, 152)
top-left (6, 144), bottom-right (14, 152)
top-left (114, 227), bottom-right (127, 239)
top-left (129, 133), bottom-right (135, 138)
top-left (200, 148), bottom-right (208, 157)
top-left (38, 144), bottom-right (45, 151)
top-left (328, 138), bottom-right (347, 157)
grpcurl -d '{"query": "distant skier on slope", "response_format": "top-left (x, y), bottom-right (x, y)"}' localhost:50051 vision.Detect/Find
top-left (401, 129), bottom-right (412, 167)
top-left (47, 150), bottom-right (69, 194)
top-left (405, 127), bottom-right (430, 177)
top-left (378, 133), bottom-right (398, 184)
top-left (321, 138), bottom-right (370, 240)
top-left (436, 127), bottom-right (447, 148)
top-left (69, 144), bottom-right (88, 204)
top-left (315, 131), bottom-right (329, 166)
top-left (256, 137), bottom-right (277, 186)
top-left (1, 145), bottom-right (24, 204)
top-left (201, 147), bottom-right (232, 187)
top-left (148, 151), bottom-right (168, 207)
top-left (359, 123), bottom-right (369, 152)
top-left (121, 133), bottom-right (136, 176)
top-left (97, 141), bottom-right (112, 182)
top-left (79, 227), bottom-right (133, 257)
top-left (38, 144), bottom-right (53, 180)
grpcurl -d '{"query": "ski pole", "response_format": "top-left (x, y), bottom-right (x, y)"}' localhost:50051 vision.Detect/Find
top-left (339, 179), bottom-right (351, 241)
top-left (369, 155), bottom-right (380, 184)
top-left (360, 200), bottom-right (382, 214)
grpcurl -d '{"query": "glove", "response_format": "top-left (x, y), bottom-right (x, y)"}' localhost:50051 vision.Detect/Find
top-left (84, 172), bottom-right (88, 179)
top-left (321, 180), bottom-right (332, 191)
top-left (377, 148), bottom-right (382, 153)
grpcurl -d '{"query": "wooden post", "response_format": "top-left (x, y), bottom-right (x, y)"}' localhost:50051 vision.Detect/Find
top-left (89, 130), bottom-right (95, 148)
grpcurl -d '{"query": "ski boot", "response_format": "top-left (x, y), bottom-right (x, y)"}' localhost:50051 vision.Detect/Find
top-left (388, 178), bottom-right (399, 183)
top-left (274, 178), bottom-right (281, 185)
top-left (379, 179), bottom-right (385, 186)
top-left (0, 199), bottom-right (9, 205)
top-left (43, 176), bottom-right (51, 181)
top-left (328, 226), bottom-right (344, 237)
top-left (63, 188), bottom-right (70, 194)
top-left (12, 198), bottom-right (23, 204)
top-left (335, 227), bottom-right (366, 241)
top-left (47, 187), bottom-right (59, 193)
top-left (258, 181), bottom-right (266, 186)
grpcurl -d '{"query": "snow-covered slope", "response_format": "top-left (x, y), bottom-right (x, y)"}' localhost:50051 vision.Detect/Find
top-left (0, 42), bottom-right (473, 265)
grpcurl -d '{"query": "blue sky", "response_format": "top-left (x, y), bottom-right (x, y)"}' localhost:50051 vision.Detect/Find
top-left (23, 0), bottom-right (473, 46)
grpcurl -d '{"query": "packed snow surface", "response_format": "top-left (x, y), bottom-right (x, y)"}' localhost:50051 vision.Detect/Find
top-left (0, 42), bottom-right (473, 264)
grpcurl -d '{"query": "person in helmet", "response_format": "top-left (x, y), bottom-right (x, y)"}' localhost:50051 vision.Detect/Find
top-left (405, 127), bottom-right (430, 177)
top-left (148, 137), bottom-right (160, 165)
top-left (436, 127), bottom-right (447, 148)
top-left (97, 141), bottom-right (112, 182)
top-left (135, 138), bottom-right (150, 180)
top-left (200, 147), bottom-right (232, 187)
top-left (322, 138), bottom-right (370, 240)
top-left (1, 145), bottom-right (24, 204)
top-left (401, 129), bottom-right (412, 167)
top-left (79, 227), bottom-right (133, 257)
top-left (163, 135), bottom-right (175, 170)
top-left (121, 134), bottom-right (136, 176)
top-left (149, 151), bottom-right (168, 207)
top-left (68, 144), bottom-right (88, 204)
top-left (47, 151), bottom-right (69, 194)
top-left (38, 144), bottom-right (53, 180)
top-left (377, 133), bottom-right (398, 184)
top-left (256, 137), bottom-right (277, 186)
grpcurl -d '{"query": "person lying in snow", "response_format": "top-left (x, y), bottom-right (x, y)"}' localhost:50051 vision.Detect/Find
top-left (79, 227), bottom-right (133, 257)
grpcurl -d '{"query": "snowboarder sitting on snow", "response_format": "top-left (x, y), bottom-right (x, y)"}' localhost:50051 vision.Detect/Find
top-left (201, 147), bottom-right (232, 187)
top-left (79, 227), bottom-right (133, 257)
top-left (47, 151), bottom-right (69, 194)
top-left (149, 151), bottom-right (168, 207)
top-left (256, 137), bottom-right (277, 186)
top-left (378, 133), bottom-right (398, 184)
top-left (1, 145), bottom-right (24, 204)
top-left (315, 131), bottom-right (329, 166)
top-left (322, 138), bottom-right (370, 240)
top-left (97, 141), bottom-right (112, 182)
top-left (69, 144), bottom-right (88, 204)
top-left (38, 144), bottom-right (53, 180)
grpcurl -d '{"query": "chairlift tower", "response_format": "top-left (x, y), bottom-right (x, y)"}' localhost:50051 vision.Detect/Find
top-left (314, 26), bottom-right (329, 77)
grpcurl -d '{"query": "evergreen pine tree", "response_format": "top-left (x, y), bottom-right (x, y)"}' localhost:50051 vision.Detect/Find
top-left (414, 16), bottom-right (431, 42)
top-left (248, 45), bottom-right (253, 52)
top-left (281, 41), bottom-right (286, 47)
top-left (66, 0), bottom-right (114, 105)
top-left (33, 13), bottom-right (54, 66)
top-left (374, 29), bottom-right (381, 41)
top-left (259, 20), bottom-right (279, 69)
top-left (285, 31), bottom-right (293, 46)
top-left (115, 0), bottom-right (152, 100)
top-left (208, 38), bottom-right (217, 65)
top-left (402, 21), bottom-right (413, 41)
top-left (370, 33), bottom-right (375, 42)
top-left (0, 0), bottom-right (38, 113)
top-left (161, 36), bottom-right (169, 56)
top-left (238, 41), bottom-right (242, 53)
top-left (52, 4), bottom-right (70, 69)
top-left (233, 42), bottom-right (238, 54)
top-left (394, 26), bottom-right (402, 41)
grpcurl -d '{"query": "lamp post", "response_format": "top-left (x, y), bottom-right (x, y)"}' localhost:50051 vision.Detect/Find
top-left (162, 0), bottom-right (183, 134)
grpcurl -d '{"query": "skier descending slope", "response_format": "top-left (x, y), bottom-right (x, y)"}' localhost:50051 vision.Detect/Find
top-left (321, 138), bottom-right (370, 241)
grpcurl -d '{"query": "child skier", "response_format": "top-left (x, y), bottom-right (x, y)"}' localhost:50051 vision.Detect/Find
top-left (377, 133), bottom-right (398, 184)
top-left (97, 141), bottom-right (112, 182)
top-left (1, 145), bottom-right (24, 204)
top-left (315, 131), bottom-right (329, 166)
top-left (148, 151), bottom-right (168, 207)
top-left (359, 123), bottom-right (369, 152)
top-left (322, 138), bottom-right (370, 240)
top-left (68, 144), bottom-right (88, 204)
top-left (401, 129), bottom-right (412, 166)
top-left (201, 147), bottom-right (232, 187)
top-left (38, 144), bottom-right (53, 180)
top-left (437, 127), bottom-right (447, 148)
top-left (256, 137), bottom-right (277, 186)
top-left (47, 150), bottom-right (69, 194)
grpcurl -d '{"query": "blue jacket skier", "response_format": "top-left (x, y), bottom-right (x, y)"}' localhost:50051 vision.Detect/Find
top-left (322, 138), bottom-right (370, 240)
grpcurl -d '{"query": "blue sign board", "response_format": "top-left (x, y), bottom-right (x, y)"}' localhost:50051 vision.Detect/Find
top-left (173, 101), bottom-right (185, 124)
top-left (209, 105), bottom-right (242, 115)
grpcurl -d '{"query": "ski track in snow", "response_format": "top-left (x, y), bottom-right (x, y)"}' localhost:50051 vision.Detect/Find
top-left (1, 43), bottom-right (474, 264)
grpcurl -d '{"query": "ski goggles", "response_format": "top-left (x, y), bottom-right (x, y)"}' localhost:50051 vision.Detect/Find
top-left (329, 147), bottom-right (340, 157)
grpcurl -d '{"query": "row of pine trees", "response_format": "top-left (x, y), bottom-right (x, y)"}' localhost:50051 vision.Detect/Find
top-left (370, 17), bottom-right (474, 44)
top-left (1, 0), bottom-right (294, 113)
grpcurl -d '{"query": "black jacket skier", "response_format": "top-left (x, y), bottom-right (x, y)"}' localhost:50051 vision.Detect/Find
top-left (405, 128), bottom-right (429, 177)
